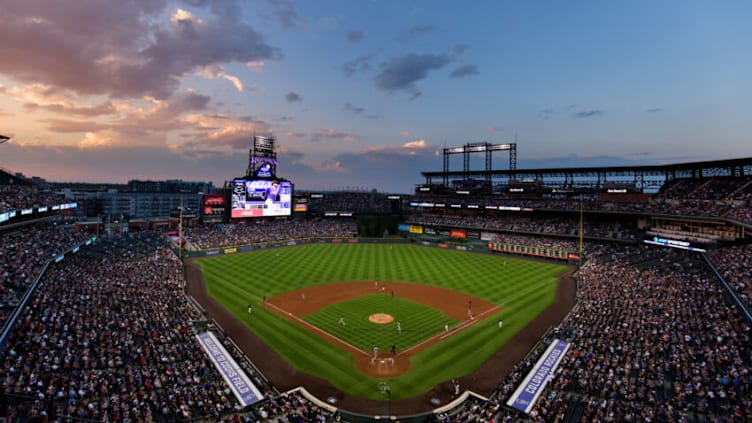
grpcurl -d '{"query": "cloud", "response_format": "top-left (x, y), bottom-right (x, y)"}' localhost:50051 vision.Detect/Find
top-left (170, 91), bottom-right (212, 113)
top-left (265, 0), bottom-right (300, 28)
top-left (3, 135), bottom-right (429, 193)
top-left (78, 130), bottom-right (118, 149)
top-left (200, 65), bottom-right (244, 91)
top-left (647, 108), bottom-right (664, 113)
top-left (245, 61), bottom-right (266, 73)
top-left (285, 92), bottom-right (303, 103)
top-left (1, 83), bottom-right (120, 117)
top-left (1, 141), bottom-right (251, 184)
top-left (43, 119), bottom-right (113, 134)
top-left (538, 108), bottom-right (555, 120)
top-left (486, 126), bottom-right (503, 133)
top-left (366, 139), bottom-right (431, 155)
top-left (342, 54), bottom-right (373, 77)
top-left (346, 31), bottom-right (364, 43)
top-left (311, 128), bottom-right (360, 143)
top-left (23, 102), bottom-right (119, 117)
top-left (401, 131), bottom-right (413, 137)
top-left (398, 24), bottom-right (435, 41)
top-left (573, 109), bottom-right (604, 119)
top-left (449, 64), bottom-right (479, 78)
top-left (344, 102), bottom-right (365, 114)
top-left (403, 140), bottom-right (428, 149)
top-left (318, 159), bottom-right (346, 173)
top-left (285, 131), bottom-right (306, 139)
top-left (181, 113), bottom-right (271, 149)
top-left (374, 46), bottom-right (467, 97)
top-left (324, 144), bottom-right (440, 191)
top-left (0, 1), bottom-right (282, 100)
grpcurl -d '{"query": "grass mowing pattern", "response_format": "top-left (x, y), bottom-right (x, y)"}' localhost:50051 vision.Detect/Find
top-left (197, 243), bottom-right (568, 399)
top-left (303, 294), bottom-right (459, 352)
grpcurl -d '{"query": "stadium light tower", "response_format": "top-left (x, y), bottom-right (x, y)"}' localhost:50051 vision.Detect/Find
top-left (0, 135), bottom-right (9, 145)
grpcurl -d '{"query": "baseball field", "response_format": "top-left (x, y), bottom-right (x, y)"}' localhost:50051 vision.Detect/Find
top-left (194, 243), bottom-right (569, 401)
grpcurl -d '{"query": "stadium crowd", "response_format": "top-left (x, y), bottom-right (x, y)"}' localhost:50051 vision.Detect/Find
top-left (405, 214), bottom-right (637, 241)
top-left (412, 175), bottom-right (752, 225)
top-left (443, 244), bottom-right (751, 423)
top-left (0, 222), bottom-right (91, 327)
top-left (183, 219), bottom-right (357, 250)
top-left (0, 230), bottom-right (342, 422)
top-left (2, 173), bottom-right (752, 423)
top-left (708, 244), bottom-right (752, 311)
top-left (304, 191), bottom-right (396, 215)
top-left (0, 184), bottom-right (65, 215)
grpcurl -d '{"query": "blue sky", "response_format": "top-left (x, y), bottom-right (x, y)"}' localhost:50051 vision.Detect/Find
top-left (0, 0), bottom-right (750, 193)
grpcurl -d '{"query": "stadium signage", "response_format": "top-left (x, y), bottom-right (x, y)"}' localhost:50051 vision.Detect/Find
top-left (651, 236), bottom-right (689, 247)
top-left (450, 229), bottom-right (467, 239)
top-left (644, 236), bottom-right (706, 253)
top-left (507, 339), bottom-right (570, 414)
top-left (196, 331), bottom-right (264, 407)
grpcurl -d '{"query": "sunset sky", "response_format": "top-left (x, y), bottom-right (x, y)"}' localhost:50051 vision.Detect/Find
top-left (0, 1), bottom-right (750, 193)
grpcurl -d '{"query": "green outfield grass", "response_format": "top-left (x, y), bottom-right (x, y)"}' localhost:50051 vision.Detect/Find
top-left (196, 243), bottom-right (568, 400)
top-left (303, 294), bottom-right (460, 352)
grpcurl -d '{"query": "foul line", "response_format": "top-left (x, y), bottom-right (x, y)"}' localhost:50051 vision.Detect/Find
top-left (263, 301), bottom-right (371, 357)
top-left (400, 305), bottom-right (502, 356)
top-left (264, 302), bottom-right (501, 359)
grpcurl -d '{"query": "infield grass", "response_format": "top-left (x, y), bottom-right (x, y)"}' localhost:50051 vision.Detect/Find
top-left (303, 294), bottom-right (460, 352)
top-left (197, 243), bottom-right (568, 400)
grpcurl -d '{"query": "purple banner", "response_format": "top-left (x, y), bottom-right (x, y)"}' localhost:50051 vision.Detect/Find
top-left (506, 339), bottom-right (570, 414)
top-left (196, 331), bottom-right (263, 407)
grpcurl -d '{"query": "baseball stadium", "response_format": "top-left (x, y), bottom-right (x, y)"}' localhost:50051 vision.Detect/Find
top-left (1, 137), bottom-right (750, 423)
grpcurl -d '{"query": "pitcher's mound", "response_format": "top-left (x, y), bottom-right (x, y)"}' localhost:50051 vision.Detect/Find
top-left (368, 313), bottom-right (394, 324)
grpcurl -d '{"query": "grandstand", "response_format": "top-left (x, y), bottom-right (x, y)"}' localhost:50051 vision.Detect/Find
top-left (1, 156), bottom-right (751, 422)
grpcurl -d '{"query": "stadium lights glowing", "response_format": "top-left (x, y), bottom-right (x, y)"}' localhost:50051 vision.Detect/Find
top-left (444, 143), bottom-right (513, 153)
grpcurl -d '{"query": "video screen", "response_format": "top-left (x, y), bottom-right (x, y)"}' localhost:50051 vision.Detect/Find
top-left (231, 179), bottom-right (292, 218)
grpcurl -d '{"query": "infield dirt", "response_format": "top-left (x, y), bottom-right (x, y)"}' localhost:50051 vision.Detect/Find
top-left (262, 281), bottom-right (499, 378)
top-left (185, 258), bottom-right (575, 415)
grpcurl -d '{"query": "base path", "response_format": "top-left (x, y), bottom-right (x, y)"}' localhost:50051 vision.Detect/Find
top-left (185, 259), bottom-right (576, 415)
top-left (263, 281), bottom-right (498, 378)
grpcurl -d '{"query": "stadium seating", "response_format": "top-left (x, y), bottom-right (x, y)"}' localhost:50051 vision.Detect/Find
top-left (1, 177), bottom-right (751, 422)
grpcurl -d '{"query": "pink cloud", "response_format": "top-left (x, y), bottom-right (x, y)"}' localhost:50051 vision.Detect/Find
top-left (0, 1), bottom-right (281, 99)
top-left (311, 128), bottom-right (360, 143)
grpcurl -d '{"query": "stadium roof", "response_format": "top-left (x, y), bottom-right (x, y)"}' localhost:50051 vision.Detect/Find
top-left (420, 157), bottom-right (752, 192)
